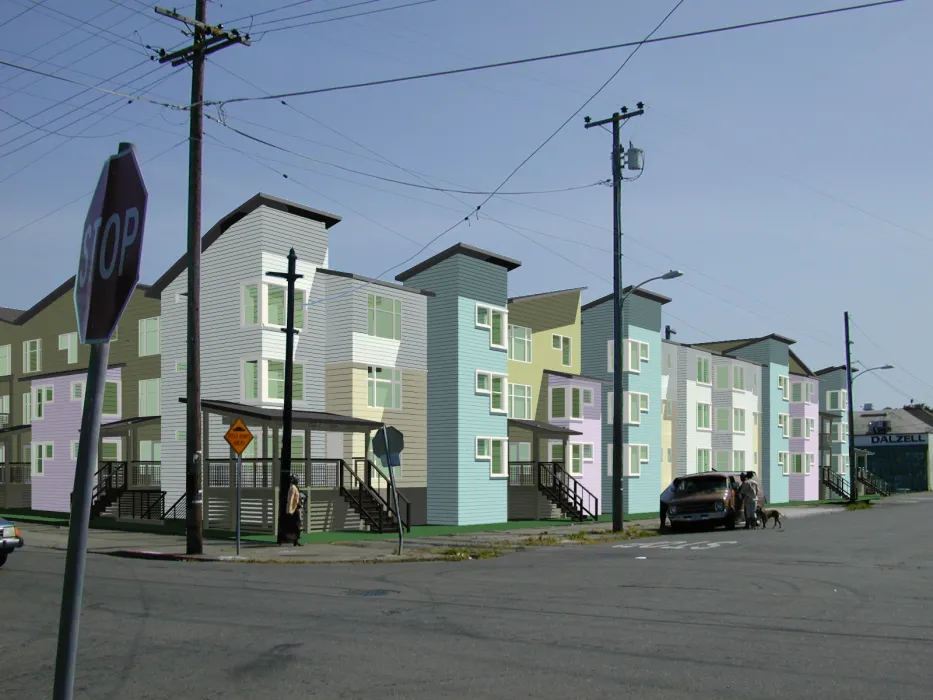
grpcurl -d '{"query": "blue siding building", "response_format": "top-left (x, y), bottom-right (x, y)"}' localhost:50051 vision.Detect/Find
top-left (397, 244), bottom-right (520, 525)
top-left (581, 287), bottom-right (670, 517)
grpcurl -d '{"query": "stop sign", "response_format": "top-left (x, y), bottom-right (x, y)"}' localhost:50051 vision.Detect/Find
top-left (74, 143), bottom-right (148, 344)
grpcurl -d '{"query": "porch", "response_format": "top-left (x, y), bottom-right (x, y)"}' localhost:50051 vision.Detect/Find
top-left (0, 422), bottom-right (31, 509)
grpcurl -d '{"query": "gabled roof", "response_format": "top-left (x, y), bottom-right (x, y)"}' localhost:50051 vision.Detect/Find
top-left (18, 362), bottom-right (126, 382)
top-left (788, 349), bottom-right (817, 378)
top-left (508, 287), bottom-right (586, 304)
top-left (147, 193), bottom-right (341, 297)
top-left (3, 278), bottom-right (151, 327)
top-left (692, 333), bottom-right (796, 355)
top-left (543, 369), bottom-right (609, 384)
top-left (0, 307), bottom-right (23, 323)
top-left (395, 243), bottom-right (521, 282)
top-left (315, 268), bottom-right (435, 297)
top-left (815, 365), bottom-right (847, 376)
top-left (580, 285), bottom-right (672, 311)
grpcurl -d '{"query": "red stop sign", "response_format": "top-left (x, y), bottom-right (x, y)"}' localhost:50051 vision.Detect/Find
top-left (74, 143), bottom-right (148, 344)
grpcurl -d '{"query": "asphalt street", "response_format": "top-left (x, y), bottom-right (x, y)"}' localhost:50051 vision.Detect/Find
top-left (3, 496), bottom-right (933, 699)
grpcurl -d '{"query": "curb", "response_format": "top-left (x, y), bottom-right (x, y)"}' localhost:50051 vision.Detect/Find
top-left (99, 549), bottom-right (458, 565)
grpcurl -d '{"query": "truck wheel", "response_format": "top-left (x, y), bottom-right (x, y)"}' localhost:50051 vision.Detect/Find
top-left (0, 552), bottom-right (7, 568)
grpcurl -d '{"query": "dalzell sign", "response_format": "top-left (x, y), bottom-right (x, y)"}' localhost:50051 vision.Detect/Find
top-left (854, 433), bottom-right (929, 447)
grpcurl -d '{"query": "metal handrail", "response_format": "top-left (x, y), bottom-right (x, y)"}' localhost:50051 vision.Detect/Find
top-left (537, 461), bottom-right (599, 521)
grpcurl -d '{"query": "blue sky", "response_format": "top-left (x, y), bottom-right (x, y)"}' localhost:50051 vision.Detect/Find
top-left (0, 0), bottom-right (930, 409)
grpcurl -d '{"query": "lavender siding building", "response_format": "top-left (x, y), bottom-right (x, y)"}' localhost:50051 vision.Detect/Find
top-left (787, 354), bottom-right (820, 502)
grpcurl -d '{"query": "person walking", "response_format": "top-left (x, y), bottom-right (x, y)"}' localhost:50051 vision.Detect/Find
top-left (283, 474), bottom-right (303, 547)
top-left (738, 473), bottom-right (760, 529)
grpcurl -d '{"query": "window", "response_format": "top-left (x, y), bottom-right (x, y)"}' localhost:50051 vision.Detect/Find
top-left (266, 361), bottom-right (304, 401)
top-left (625, 392), bottom-right (649, 425)
top-left (806, 453), bottom-right (815, 475)
top-left (138, 378), bottom-right (160, 417)
top-left (33, 386), bottom-right (53, 420)
top-left (476, 305), bottom-right (506, 350)
top-left (777, 375), bottom-right (789, 401)
top-left (716, 450), bottom-right (730, 471)
top-left (582, 388), bottom-right (594, 406)
top-left (138, 317), bottom-right (161, 356)
top-left (791, 453), bottom-right (804, 474)
top-left (663, 400), bottom-right (674, 418)
top-left (607, 391), bottom-right (613, 425)
top-left (71, 381), bottom-right (85, 401)
top-left (509, 442), bottom-right (531, 463)
top-left (59, 332), bottom-right (78, 364)
top-left (175, 430), bottom-right (186, 442)
top-left (175, 361), bottom-right (187, 373)
top-left (22, 339), bottom-right (41, 373)
top-left (368, 294), bottom-right (402, 341)
top-left (22, 392), bottom-right (31, 424)
top-left (552, 334), bottom-right (572, 367)
top-left (626, 339), bottom-right (649, 373)
top-left (821, 450), bottom-right (832, 468)
top-left (607, 444), bottom-right (613, 475)
top-left (139, 440), bottom-right (162, 462)
top-left (368, 367), bottom-right (402, 409)
top-left (827, 390), bottom-right (848, 411)
top-left (779, 451), bottom-right (790, 475)
top-left (101, 439), bottom-right (121, 461)
top-left (716, 407), bottom-right (730, 432)
top-left (243, 360), bottom-right (259, 400)
top-left (0, 395), bottom-right (8, 420)
top-left (0, 344), bottom-right (10, 376)
top-left (733, 365), bottom-right (745, 390)
top-left (696, 402), bottom-right (711, 430)
top-left (244, 284), bottom-right (259, 325)
top-left (806, 418), bottom-right (815, 439)
top-left (571, 387), bottom-right (583, 420)
top-left (267, 286), bottom-right (286, 326)
top-left (71, 441), bottom-right (79, 460)
top-left (734, 450), bottom-right (746, 471)
top-left (791, 382), bottom-right (802, 403)
top-left (550, 442), bottom-right (564, 464)
top-left (628, 444), bottom-right (648, 476)
top-left (582, 443), bottom-right (594, 461)
top-left (696, 448), bottom-right (711, 473)
top-left (33, 442), bottom-right (53, 476)
top-left (569, 444), bottom-right (583, 476)
top-left (476, 437), bottom-right (507, 477)
top-left (508, 325), bottom-right (532, 362)
top-left (550, 387), bottom-right (566, 420)
top-left (778, 413), bottom-right (790, 438)
top-left (733, 408), bottom-right (746, 433)
top-left (292, 289), bottom-right (305, 330)
top-left (806, 383), bottom-right (815, 404)
top-left (477, 371), bottom-right (507, 413)
top-left (608, 340), bottom-right (614, 373)
top-left (102, 381), bottom-right (120, 416)
top-left (715, 365), bottom-right (730, 390)
top-left (696, 357), bottom-right (710, 384)
top-left (791, 418), bottom-right (803, 438)
top-left (508, 383), bottom-right (532, 419)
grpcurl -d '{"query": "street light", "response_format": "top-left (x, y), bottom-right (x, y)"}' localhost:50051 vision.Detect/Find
top-left (852, 363), bottom-right (894, 382)
top-left (846, 361), bottom-right (893, 503)
top-left (611, 269), bottom-right (684, 532)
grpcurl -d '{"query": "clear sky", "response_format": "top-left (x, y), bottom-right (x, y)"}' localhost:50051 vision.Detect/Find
top-left (0, 0), bottom-right (929, 410)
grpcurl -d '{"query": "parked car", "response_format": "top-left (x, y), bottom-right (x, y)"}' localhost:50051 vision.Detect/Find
top-left (664, 472), bottom-right (765, 531)
top-left (0, 517), bottom-right (24, 567)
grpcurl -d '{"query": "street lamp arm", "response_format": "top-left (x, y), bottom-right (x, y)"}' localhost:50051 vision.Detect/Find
top-left (621, 270), bottom-right (683, 304)
top-left (851, 364), bottom-right (894, 383)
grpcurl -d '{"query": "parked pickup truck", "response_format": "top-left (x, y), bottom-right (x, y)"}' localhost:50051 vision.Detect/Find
top-left (0, 517), bottom-right (24, 567)
top-left (664, 472), bottom-right (765, 531)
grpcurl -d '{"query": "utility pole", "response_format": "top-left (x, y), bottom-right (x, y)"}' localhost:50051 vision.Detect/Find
top-left (844, 311), bottom-right (857, 502)
top-left (585, 103), bottom-right (644, 533)
top-left (267, 249), bottom-right (302, 544)
top-left (155, 5), bottom-right (250, 554)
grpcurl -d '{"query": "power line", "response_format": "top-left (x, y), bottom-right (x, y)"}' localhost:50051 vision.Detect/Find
top-left (849, 319), bottom-right (933, 396)
top-left (249, 0), bottom-right (441, 36)
top-left (220, 0), bottom-right (319, 26)
top-left (215, 1), bottom-right (904, 106)
top-left (0, 0), bottom-right (49, 29)
top-left (247, 0), bottom-right (405, 29)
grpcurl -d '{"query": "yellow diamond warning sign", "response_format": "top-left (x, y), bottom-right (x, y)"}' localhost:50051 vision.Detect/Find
top-left (224, 418), bottom-right (254, 455)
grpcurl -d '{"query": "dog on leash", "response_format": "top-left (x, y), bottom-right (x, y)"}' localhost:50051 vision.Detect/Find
top-left (757, 507), bottom-right (784, 529)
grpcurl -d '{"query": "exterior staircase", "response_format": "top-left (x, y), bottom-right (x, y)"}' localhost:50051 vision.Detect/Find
top-left (537, 462), bottom-right (599, 522)
top-left (821, 466), bottom-right (851, 499)
top-left (857, 467), bottom-right (891, 496)
top-left (339, 458), bottom-right (410, 533)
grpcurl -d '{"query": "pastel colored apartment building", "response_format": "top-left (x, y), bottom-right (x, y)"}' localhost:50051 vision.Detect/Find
top-left (144, 193), bottom-right (428, 531)
top-left (581, 286), bottom-right (669, 517)
top-left (396, 243), bottom-right (517, 526)
top-left (815, 365), bottom-right (851, 496)
top-left (786, 354), bottom-right (820, 501)
top-left (505, 287), bottom-right (601, 520)
top-left (0, 278), bottom-right (161, 512)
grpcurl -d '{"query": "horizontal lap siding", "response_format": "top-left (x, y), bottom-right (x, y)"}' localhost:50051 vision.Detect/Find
top-left (546, 374), bottom-right (602, 514)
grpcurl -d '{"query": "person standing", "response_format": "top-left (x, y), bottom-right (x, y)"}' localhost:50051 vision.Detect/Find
top-left (283, 474), bottom-right (304, 547)
top-left (738, 472), bottom-right (760, 529)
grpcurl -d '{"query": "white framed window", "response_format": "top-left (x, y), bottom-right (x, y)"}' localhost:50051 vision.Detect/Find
top-left (33, 442), bottom-right (53, 476)
top-left (477, 371), bottom-right (507, 414)
top-left (33, 385), bottom-right (53, 420)
top-left (139, 440), bottom-right (162, 462)
top-left (476, 436), bottom-right (508, 477)
top-left (582, 388), bottom-right (594, 406)
top-left (715, 450), bottom-right (730, 471)
top-left (582, 443), bottom-right (594, 461)
top-left (779, 451), bottom-right (790, 475)
top-left (138, 378), bottom-right (160, 417)
top-left (508, 325), bottom-right (532, 362)
top-left (476, 304), bottom-right (507, 350)
top-left (243, 360), bottom-right (259, 400)
top-left (777, 375), bottom-right (789, 401)
top-left (0, 344), bottom-right (10, 376)
top-left (734, 450), bottom-right (746, 471)
top-left (806, 453), bottom-right (815, 475)
top-left (138, 317), bottom-right (161, 356)
top-left (509, 441), bottom-right (531, 463)
top-left (625, 391), bottom-right (649, 425)
top-left (663, 399), bottom-right (674, 418)
top-left (266, 360), bottom-right (304, 402)
top-left (22, 391), bottom-right (32, 424)
top-left (368, 294), bottom-right (401, 340)
top-left (22, 338), bottom-right (41, 373)
top-left (696, 356), bottom-right (710, 385)
top-left (70, 381), bottom-right (85, 401)
top-left (607, 391), bottom-right (613, 425)
top-left (696, 402), bottom-right (711, 430)
top-left (100, 438), bottom-right (121, 461)
top-left (806, 418), bottom-right (815, 439)
top-left (569, 443), bottom-right (584, 476)
top-left (716, 407), bottom-right (730, 432)
top-left (625, 339), bottom-right (649, 373)
top-left (570, 387), bottom-right (584, 420)
top-left (697, 448), bottom-right (711, 473)
top-left (550, 386), bottom-right (567, 420)
top-left (508, 383), bottom-right (532, 419)
top-left (791, 453), bottom-right (804, 474)
top-left (791, 382), bottom-right (803, 403)
top-left (267, 285), bottom-right (286, 327)
top-left (58, 332), bottom-right (78, 364)
top-left (791, 417), bottom-right (803, 438)
top-left (70, 441), bottom-right (79, 461)
top-left (733, 365), bottom-right (745, 390)
top-left (175, 430), bottom-right (186, 442)
top-left (552, 334), bottom-right (572, 367)
top-left (102, 380), bottom-right (121, 417)
top-left (368, 366), bottom-right (403, 410)
top-left (243, 284), bottom-right (259, 325)
top-left (827, 390), bottom-right (848, 411)
top-left (175, 361), bottom-right (187, 373)
top-left (831, 422), bottom-right (841, 442)
top-left (733, 408), bottom-right (746, 433)
top-left (806, 383), bottom-right (815, 404)
top-left (715, 365), bottom-right (730, 390)
top-left (778, 413), bottom-right (790, 438)
top-left (627, 444), bottom-right (648, 476)
top-left (549, 442), bottom-right (565, 464)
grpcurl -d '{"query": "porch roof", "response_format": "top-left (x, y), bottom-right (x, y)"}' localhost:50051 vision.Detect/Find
top-left (0, 423), bottom-right (29, 436)
top-left (181, 398), bottom-right (385, 433)
top-left (508, 418), bottom-right (582, 437)
top-left (100, 416), bottom-right (159, 433)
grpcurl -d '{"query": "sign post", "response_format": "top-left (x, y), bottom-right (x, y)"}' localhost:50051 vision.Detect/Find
top-left (224, 418), bottom-right (254, 557)
top-left (54, 143), bottom-right (148, 700)
top-left (372, 426), bottom-right (405, 555)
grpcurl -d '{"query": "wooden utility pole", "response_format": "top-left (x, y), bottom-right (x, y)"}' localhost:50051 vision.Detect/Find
top-left (584, 104), bottom-right (643, 533)
top-left (155, 4), bottom-right (250, 554)
top-left (844, 311), bottom-right (857, 502)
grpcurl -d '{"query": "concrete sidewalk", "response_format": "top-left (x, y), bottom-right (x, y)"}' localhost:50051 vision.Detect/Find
top-left (11, 501), bottom-right (851, 565)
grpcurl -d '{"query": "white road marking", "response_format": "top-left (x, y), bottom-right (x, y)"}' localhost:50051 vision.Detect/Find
top-left (612, 540), bottom-right (739, 550)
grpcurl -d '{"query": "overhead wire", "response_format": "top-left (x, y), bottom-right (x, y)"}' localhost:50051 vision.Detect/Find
top-left (245, 0), bottom-right (409, 29)
top-left (0, 0), bottom-right (49, 29)
top-left (849, 319), bottom-right (933, 396)
top-left (246, 0), bottom-right (441, 36)
top-left (214, 1), bottom-right (904, 105)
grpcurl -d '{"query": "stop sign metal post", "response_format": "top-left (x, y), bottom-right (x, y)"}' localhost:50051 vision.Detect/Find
top-left (54, 143), bottom-right (147, 700)
top-left (372, 426), bottom-right (405, 554)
